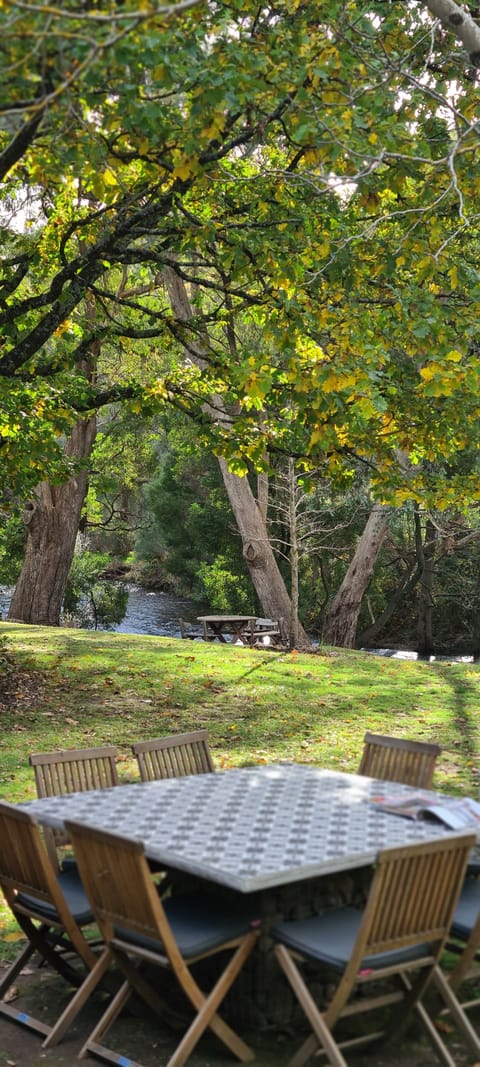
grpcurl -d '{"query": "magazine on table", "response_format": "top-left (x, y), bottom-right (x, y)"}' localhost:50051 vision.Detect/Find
top-left (371, 790), bottom-right (480, 831)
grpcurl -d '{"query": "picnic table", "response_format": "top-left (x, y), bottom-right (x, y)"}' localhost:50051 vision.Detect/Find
top-left (197, 614), bottom-right (258, 643)
top-left (197, 614), bottom-right (284, 646)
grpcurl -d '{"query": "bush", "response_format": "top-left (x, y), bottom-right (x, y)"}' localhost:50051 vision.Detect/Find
top-left (197, 555), bottom-right (253, 613)
top-left (63, 552), bottom-right (128, 630)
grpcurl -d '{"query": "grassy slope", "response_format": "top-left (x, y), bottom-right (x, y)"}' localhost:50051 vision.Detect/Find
top-left (1, 622), bottom-right (479, 800)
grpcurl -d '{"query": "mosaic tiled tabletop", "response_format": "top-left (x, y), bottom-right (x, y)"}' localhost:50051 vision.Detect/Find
top-left (20, 763), bottom-right (477, 892)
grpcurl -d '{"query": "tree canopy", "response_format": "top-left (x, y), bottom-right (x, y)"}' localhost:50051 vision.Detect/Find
top-left (1, 0), bottom-right (480, 505)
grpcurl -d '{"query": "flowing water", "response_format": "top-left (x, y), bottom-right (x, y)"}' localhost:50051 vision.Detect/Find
top-left (112, 586), bottom-right (208, 638)
top-left (0, 584), bottom-right (207, 640)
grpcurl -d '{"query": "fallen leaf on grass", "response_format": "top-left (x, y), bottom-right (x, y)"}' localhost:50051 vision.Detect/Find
top-left (434, 1018), bottom-right (454, 1033)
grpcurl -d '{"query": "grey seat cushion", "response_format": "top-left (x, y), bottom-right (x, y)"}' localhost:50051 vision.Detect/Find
top-left (16, 868), bottom-right (93, 926)
top-left (271, 906), bottom-right (430, 973)
top-left (451, 879), bottom-right (480, 941)
top-left (115, 893), bottom-right (261, 959)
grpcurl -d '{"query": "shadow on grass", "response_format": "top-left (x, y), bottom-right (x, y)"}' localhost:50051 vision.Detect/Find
top-left (432, 663), bottom-right (480, 791)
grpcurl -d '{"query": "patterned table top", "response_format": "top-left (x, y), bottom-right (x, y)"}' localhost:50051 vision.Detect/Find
top-left (20, 763), bottom-right (475, 893)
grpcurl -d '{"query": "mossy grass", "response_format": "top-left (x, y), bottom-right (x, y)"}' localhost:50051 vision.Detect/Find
top-left (0, 621), bottom-right (479, 956)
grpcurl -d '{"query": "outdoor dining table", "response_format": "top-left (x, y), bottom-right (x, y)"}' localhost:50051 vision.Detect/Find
top-left (19, 763), bottom-right (477, 1026)
top-left (197, 614), bottom-right (258, 644)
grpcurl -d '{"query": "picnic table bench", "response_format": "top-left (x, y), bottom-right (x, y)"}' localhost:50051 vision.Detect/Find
top-left (248, 617), bottom-right (284, 648)
top-left (179, 614), bottom-right (285, 647)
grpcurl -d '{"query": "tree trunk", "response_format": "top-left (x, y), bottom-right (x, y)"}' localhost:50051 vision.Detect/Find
top-left (163, 267), bottom-right (310, 649)
top-left (218, 459), bottom-right (308, 646)
top-left (287, 457), bottom-right (300, 648)
top-left (8, 416), bottom-right (97, 625)
top-left (322, 504), bottom-right (390, 648)
top-left (416, 513), bottom-right (437, 657)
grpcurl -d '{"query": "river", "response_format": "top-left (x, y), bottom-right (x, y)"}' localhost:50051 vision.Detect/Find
top-left (112, 586), bottom-right (208, 638)
top-left (0, 584), bottom-right (207, 640)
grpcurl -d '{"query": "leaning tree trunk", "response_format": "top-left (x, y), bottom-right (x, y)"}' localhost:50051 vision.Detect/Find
top-left (218, 460), bottom-right (309, 646)
top-left (163, 267), bottom-right (310, 649)
top-left (416, 512), bottom-right (437, 657)
top-left (8, 415), bottom-right (97, 625)
top-left (322, 503), bottom-right (390, 648)
top-left (287, 457), bottom-right (300, 649)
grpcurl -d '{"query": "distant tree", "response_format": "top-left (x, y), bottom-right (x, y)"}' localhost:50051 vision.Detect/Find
top-left (137, 436), bottom-right (255, 608)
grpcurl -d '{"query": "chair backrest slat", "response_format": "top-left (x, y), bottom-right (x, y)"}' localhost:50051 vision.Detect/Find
top-left (359, 835), bottom-right (475, 960)
top-left (132, 730), bottom-right (214, 782)
top-left (30, 745), bottom-right (120, 797)
top-left (65, 821), bottom-right (182, 966)
top-left (29, 745), bottom-right (120, 868)
top-left (358, 731), bottom-right (441, 788)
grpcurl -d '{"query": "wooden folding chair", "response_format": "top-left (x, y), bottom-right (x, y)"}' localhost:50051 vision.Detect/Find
top-left (442, 875), bottom-right (480, 1013)
top-left (29, 745), bottom-right (120, 868)
top-left (0, 800), bottom-right (109, 1048)
top-left (65, 819), bottom-right (260, 1067)
top-left (132, 729), bottom-right (214, 782)
top-left (272, 834), bottom-right (480, 1067)
top-left (358, 731), bottom-right (442, 788)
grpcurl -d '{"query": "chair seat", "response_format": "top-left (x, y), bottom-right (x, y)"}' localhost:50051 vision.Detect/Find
top-left (16, 868), bottom-right (94, 926)
top-left (272, 906), bottom-right (431, 973)
top-left (451, 878), bottom-right (480, 941)
top-left (116, 892), bottom-right (260, 959)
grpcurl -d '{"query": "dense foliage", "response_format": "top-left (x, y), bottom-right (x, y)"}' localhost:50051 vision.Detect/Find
top-left (1, 1), bottom-right (480, 508)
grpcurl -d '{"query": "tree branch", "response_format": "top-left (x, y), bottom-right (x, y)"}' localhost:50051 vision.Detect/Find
top-left (424, 0), bottom-right (480, 67)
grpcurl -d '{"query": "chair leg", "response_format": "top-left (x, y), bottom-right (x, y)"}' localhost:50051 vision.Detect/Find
top-left (410, 994), bottom-right (457, 1067)
top-left (168, 935), bottom-right (257, 1067)
top-left (0, 939), bottom-right (36, 998)
top-left (274, 945), bottom-right (348, 1067)
top-left (79, 978), bottom-right (133, 1061)
top-left (398, 967), bottom-right (480, 1066)
top-left (13, 914), bottom-right (87, 986)
top-left (0, 935), bottom-right (51, 1040)
top-left (447, 938), bottom-right (480, 994)
top-left (0, 925), bottom-right (90, 1041)
top-left (43, 947), bottom-right (113, 1048)
top-left (80, 935), bottom-right (257, 1067)
top-left (432, 965), bottom-right (480, 1059)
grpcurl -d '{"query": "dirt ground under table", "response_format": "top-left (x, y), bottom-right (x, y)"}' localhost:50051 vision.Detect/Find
top-left (0, 963), bottom-right (478, 1067)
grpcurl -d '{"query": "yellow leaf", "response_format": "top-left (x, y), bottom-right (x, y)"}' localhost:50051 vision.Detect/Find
top-left (102, 169), bottom-right (118, 187)
top-left (316, 240), bottom-right (330, 257)
top-left (419, 362), bottom-right (443, 381)
top-left (202, 117), bottom-right (225, 139)
top-left (448, 265), bottom-right (458, 290)
top-left (172, 161), bottom-right (193, 181)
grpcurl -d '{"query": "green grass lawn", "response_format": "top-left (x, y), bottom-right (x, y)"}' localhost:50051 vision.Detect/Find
top-left (1, 621), bottom-right (479, 799)
top-left (1, 620), bottom-right (479, 955)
